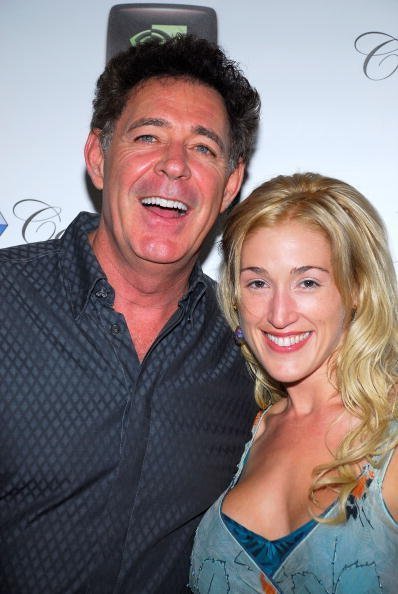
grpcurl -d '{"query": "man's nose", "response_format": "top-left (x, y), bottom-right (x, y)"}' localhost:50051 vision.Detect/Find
top-left (154, 142), bottom-right (191, 180)
top-left (267, 289), bottom-right (298, 328)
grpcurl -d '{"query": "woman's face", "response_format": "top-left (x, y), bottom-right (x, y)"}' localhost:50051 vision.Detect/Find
top-left (238, 221), bottom-right (347, 388)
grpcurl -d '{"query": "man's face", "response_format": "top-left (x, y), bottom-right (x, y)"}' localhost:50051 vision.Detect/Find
top-left (86, 77), bottom-right (244, 270)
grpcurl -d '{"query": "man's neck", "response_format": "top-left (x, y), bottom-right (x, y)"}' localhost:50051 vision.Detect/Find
top-left (89, 227), bottom-right (196, 360)
top-left (91, 228), bottom-right (193, 300)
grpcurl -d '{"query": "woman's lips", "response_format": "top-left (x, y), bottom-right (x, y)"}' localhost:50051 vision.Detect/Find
top-left (264, 331), bottom-right (312, 352)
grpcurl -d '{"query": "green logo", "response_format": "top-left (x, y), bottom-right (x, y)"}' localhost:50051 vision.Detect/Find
top-left (130, 24), bottom-right (187, 46)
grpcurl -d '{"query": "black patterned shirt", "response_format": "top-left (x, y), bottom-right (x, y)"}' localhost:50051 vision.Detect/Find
top-left (0, 212), bottom-right (256, 594)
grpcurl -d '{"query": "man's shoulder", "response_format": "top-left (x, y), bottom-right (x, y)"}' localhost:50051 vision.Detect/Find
top-left (0, 211), bottom-right (97, 271)
top-left (0, 240), bottom-right (63, 304)
top-left (0, 237), bottom-right (61, 268)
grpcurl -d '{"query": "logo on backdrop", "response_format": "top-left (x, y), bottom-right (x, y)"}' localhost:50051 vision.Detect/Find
top-left (355, 32), bottom-right (398, 80)
top-left (130, 24), bottom-right (187, 46)
top-left (0, 212), bottom-right (8, 237)
top-left (12, 199), bottom-right (64, 243)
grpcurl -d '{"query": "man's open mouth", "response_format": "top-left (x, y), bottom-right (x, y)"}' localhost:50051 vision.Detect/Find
top-left (141, 197), bottom-right (188, 215)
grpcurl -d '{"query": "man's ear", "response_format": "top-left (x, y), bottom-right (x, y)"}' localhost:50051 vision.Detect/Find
top-left (220, 160), bottom-right (245, 213)
top-left (84, 130), bottom-right (105, 190)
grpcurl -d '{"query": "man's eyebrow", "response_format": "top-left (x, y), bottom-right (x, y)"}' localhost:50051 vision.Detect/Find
top-left (193, 126), bottom-right (226, 154)
top-left (128, 117), bottom-right (170, 131)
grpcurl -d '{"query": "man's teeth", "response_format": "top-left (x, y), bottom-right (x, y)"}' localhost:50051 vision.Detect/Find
top-left (267, 332), bottom-right (310, 347)
top-left (141, 197), bottom-right (188, 212)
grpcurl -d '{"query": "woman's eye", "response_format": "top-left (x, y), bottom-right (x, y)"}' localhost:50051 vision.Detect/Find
top-left (248, 279), bottom-right (266, 289)
top-left (300, 279), bottom-right (320, 289)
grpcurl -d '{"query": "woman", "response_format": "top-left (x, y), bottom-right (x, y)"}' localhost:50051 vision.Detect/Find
top-left (189, 172), bottom-right (398, 593)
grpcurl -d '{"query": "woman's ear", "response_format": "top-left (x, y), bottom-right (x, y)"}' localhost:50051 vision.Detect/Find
top-left (350, 287), bottom-right (359, 321)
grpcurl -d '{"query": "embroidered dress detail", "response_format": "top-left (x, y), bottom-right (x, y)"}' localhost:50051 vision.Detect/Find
top-left (189, 414), bottom-right (398, 593)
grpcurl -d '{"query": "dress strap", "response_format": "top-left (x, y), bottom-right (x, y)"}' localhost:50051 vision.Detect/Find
top-left (369, 420), bottom-right (398, 482)
top-left (370, 446), bottom-right (397, 490)
top-left (231, 406), bottom-right (271, 487)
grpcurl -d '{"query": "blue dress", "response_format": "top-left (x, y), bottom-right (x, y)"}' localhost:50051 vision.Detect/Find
top-left (189, 411), bottom-right (398, 593)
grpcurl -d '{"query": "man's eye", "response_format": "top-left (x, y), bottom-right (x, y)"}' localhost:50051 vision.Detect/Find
top-left (135, 134), bottom-right (156, 143)
top-left (195, 144), bottom-right (215, 156)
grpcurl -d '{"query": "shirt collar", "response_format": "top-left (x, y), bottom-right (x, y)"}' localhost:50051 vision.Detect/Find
top-left (60, 212), bottom-right (208, 319)
top-left (181, 264), bottom-right (208, 318)
top-left (60, 212), bottom-right (105, 318)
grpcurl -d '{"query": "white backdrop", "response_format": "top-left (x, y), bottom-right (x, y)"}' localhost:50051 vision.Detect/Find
top-left (1, 0), bottom-right (397, 276)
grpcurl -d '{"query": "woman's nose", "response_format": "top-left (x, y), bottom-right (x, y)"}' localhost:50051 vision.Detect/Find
top-left (267, 289), bottom-right (298, 328)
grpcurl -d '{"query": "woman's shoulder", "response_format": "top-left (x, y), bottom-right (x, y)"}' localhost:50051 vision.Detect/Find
top-left (379, 444), bottom-right (398, 522)
top-left (252, 399), bottom-right (287, 442)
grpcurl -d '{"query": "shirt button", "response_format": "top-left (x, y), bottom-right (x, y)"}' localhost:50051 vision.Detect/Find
top-left (96, 287), bottom-right (108, 298)
top-left (111, 323), bottom-right (121, 335)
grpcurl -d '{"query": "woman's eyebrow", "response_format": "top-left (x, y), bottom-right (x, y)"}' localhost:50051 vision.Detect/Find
top-left (291, 265), bottom-right (329, 275)
top-left (240, 265), bottom-right (330, 275)
top-left (240, 266), bottom-right (268, 274)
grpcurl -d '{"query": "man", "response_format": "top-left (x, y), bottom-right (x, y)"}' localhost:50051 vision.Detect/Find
top-left (0, 35), bottom-right (260, 593)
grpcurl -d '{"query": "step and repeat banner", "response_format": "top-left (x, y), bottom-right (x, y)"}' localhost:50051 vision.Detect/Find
top-left (1, 0), bottom-right (397, 275)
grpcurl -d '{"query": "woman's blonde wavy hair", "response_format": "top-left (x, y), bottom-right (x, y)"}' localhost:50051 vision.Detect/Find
top-left (218, 172), bottom-right (398, 522)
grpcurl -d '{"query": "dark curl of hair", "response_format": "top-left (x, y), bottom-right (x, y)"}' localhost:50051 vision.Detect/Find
top-left (90, 34), bottom-right (260, 170)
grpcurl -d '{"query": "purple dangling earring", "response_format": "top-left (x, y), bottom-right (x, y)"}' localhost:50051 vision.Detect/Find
top-left (234, 326), bottom-right (245, 346)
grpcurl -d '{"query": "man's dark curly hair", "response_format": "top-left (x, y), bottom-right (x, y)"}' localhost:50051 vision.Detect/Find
top-left (90, 34), bottom-right (260, 170)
